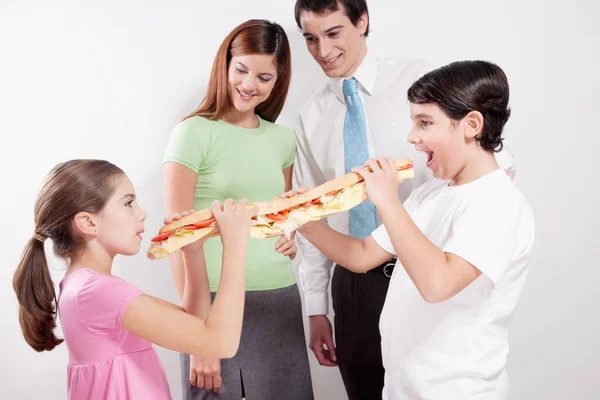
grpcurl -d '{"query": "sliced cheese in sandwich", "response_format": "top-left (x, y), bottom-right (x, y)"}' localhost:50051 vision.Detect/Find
top-left (266, 182), bottom-right (370, 238)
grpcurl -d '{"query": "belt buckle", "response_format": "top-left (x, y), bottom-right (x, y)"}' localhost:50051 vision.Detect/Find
top-left (382, 259), bottom-right (396, 278)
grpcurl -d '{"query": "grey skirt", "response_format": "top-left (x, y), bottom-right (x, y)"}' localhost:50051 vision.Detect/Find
top-left (180, 284), bottom-right (314, 400)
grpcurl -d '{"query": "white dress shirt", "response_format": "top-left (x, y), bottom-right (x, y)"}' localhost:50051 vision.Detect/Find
top-left (293, 50), bottom-right (515, 316)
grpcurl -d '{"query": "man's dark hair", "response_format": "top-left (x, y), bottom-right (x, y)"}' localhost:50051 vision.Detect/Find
top-left (294, 0), bottom-right (370, 37)
top-left (407, 60), bottom-right (511, 152)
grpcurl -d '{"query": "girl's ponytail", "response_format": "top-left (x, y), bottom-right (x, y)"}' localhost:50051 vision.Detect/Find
top-left (13, 235), bottom-right (63, 352)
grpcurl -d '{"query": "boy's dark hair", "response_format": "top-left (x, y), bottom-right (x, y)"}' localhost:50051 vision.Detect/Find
top-left (407, 60), bottom-right (511, 152)
top-left (294, 0), bottom-right (370, 37)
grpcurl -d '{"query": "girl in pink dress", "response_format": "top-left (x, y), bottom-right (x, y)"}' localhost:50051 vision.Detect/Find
top-left (13, 159), bottom-right (255, 399)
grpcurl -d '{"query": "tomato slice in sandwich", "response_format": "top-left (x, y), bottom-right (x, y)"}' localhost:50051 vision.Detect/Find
top-left (150, 217), bottom-right (216, 242)
top-left (309, 190), bottom-right (338, 206)
top-left (190, 218), bottom-right (216, 229)
top-left (151, 232), bottom-right (172, 242)
top-left (265, 211), bottom-right (290, 221)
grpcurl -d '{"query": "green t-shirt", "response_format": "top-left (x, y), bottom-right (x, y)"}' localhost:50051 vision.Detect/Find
top-left (163, 116), bottom-right (297, 291)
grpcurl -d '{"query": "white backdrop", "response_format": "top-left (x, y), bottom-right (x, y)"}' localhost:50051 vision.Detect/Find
top-left (1, 0), bottom-right (598, 399)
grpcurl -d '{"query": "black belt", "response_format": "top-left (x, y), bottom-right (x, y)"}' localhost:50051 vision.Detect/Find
top-left (367, 258), bottom-right (397, 278)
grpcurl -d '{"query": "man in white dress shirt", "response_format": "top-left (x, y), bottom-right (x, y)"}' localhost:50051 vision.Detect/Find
top-left (292, 1), bottom-right (515, 398)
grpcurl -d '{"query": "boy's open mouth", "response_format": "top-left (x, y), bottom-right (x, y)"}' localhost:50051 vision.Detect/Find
top-left (426, 151), bottom-right (435, 167)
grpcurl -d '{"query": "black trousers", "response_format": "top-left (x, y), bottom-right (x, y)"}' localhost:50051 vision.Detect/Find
top-left (331, 263), bottom-right (393, 400)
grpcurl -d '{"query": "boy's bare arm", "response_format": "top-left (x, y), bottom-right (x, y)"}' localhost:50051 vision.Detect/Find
top-left (298, 221), bottom-right (393, 272)
top-left (378, 200), bottom-right (481, 303)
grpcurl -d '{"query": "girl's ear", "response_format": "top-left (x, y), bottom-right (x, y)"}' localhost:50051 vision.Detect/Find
top-left (72, 212), bottom-right (99, 237)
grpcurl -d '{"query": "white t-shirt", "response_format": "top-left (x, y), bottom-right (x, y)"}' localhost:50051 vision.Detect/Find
top-left (371, 169), bottom-right (535, 400)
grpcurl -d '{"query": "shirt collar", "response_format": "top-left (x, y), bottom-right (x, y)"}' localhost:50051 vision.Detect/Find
top-left (330, 48), bottom-right (377, 103)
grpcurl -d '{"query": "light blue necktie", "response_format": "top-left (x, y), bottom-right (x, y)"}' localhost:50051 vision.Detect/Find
top-left (343, 77), bottom-right (377, 239)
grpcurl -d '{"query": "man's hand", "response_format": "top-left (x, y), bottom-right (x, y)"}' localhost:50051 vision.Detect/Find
top-left (309, 315), bottom-right (337, 366)
top-left (275, 232), bottom-right (298, 260)
top-left (189, 356), bottom-right (221, 393)
top-left (352, 158), bottom-right (400, 210)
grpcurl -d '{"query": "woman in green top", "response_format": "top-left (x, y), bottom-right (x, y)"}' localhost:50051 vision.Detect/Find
top-left (163, 20), bottom-right (313, 399)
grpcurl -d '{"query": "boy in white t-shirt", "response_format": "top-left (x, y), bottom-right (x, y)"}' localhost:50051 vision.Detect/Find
top-left (288, 60), bottom-right (535, 399)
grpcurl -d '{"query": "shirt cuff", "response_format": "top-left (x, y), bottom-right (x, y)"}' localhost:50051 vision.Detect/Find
top-left (304, 292), bottom-right (329, 316)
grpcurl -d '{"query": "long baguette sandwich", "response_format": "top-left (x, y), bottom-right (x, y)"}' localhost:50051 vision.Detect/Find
top-left (147, 158), bottom-right (414, 260)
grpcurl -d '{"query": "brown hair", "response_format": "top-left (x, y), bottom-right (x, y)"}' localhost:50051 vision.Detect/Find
top-left (13, 159), bottom-right (124, 352)
top-left (184, 19), bottom-right (292, 123)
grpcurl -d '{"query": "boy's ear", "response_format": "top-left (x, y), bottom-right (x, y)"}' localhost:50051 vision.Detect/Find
top-left (73, 212), bottom-right (99, 237)
top-left (464, 110), bottom-right (484, 140)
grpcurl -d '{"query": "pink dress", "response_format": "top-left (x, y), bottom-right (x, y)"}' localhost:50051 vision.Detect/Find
top-left (58, 268), bottom-right (172, 399)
